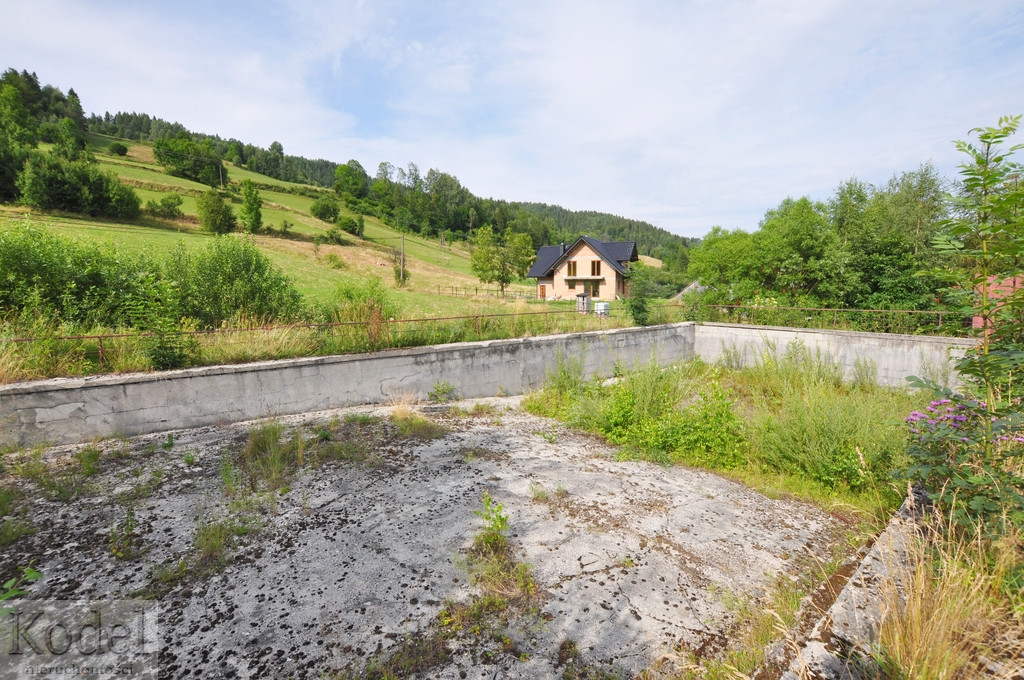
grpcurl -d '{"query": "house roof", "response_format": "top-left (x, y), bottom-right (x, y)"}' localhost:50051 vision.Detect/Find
top-left (527, 245), bottom-right (566, 278)
top-left (527, 236), bottom-right (639, 279)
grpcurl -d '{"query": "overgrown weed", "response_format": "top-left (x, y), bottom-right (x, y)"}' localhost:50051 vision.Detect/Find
top-left (867, 516), bottom-right (1024, 679)
top-left (391, 410), bottom-right (449, 440)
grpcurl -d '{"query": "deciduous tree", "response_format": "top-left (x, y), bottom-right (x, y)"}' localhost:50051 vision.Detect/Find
top-left (470, 225), bottom-right (535, 294)
top-left (310, 195), bottom-right (340, 222)
top-left (239, 179), bottom-right (263, 233)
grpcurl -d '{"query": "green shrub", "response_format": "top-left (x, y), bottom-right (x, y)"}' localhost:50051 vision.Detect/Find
top-left (107, 141), bottom-right (128, 156)
top-left (625, 264), bottom-right (652, 326)
top-left (196, 189), bottom-right (236, 234)
top-left (473, 491), bottom-right (509, 556)
top-left (0, 226), bottom-right (155, 327)
top-left (601, 363), bottom-right (745, 468)
top-left (17, 152), bottom-right (140, 219)
top-left (321, 226), bottom-right (348, 245)
top-left (330, 277), bottom-right (399, 324)
top-left (163, 237), bottom-right (303, 328)
top-left (750, 384), bottom-right (908, 492)
top-left (144, 193), bottom-right (184, 219)
top-left (310, 195), bottom-right (340, 222)
top-left (337, 215), bottom-right (363, 237)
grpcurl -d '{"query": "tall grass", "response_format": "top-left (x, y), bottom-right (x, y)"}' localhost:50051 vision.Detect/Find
top-left (869, 519), bottom-right (1024, 679)
top-left (732, 344), bottom-right (913, 504)
top-left (524, 342), bottom-right (922, 519)
top-left (0, 304), bottom-right (634, 383)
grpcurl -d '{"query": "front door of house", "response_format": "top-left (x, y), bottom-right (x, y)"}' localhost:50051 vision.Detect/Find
top-left (539, 284), bottom-right (546, 299)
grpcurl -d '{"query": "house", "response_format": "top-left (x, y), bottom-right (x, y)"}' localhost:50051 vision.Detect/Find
top-left (527, 236), bottom-right (639, 300)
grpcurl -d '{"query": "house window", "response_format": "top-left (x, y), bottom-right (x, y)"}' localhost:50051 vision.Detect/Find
top-left (591, 261), bottom-right (601, 276)
top-left (592, 282), bottom-right (600, 298)
top-left (567, 261), bottom-right (577, 277)
top-left (568, 280), bottom-right (576, 290)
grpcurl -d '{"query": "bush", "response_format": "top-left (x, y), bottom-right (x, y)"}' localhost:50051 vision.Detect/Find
top-left (16, 153), bottom-right (140, 219)
top-left (0, 143), bottom-right (28, 203)
top-left (163, 237), bottom-right (303, 328)
top-left (108, 141), bottom-right (128, 156)
top-left (105, 179), bottom-right (141, 219)
top-left (750, 384), bottom-right (907, 492)
top-left (145, 194), bottom-right (184, 220)
top-left (0, 226), bottom-right (155, 326)
top-left (626, 265), bottom-right (652, 326)
top-left (337, 214), bottom-right (363, 237)
top-left (601, 362), bottom-right (745, 468)
top-left (310, 195), bottom-right (340, 223)
top-left (331, 277), bottom-right (399, 324)
top-left (196, 190), bottom-right (236, 234)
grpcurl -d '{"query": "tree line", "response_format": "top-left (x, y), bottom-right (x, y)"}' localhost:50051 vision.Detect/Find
top-left (87, 112), bottom-right (338, 187)
top-left (0, 67), bottom-right (978, 311)
top-left (685, 163), bottom-right (949, 310)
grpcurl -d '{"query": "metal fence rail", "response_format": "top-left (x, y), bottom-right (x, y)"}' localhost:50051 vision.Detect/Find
top-left (1, 302), bottom-right (973, 383)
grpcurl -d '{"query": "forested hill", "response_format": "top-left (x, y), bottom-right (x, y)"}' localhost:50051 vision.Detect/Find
top-left (87, 111), bottom-right (339, 188)
top-left (3, 67), bottom-right (694, 263)
top-left (516, 202), bottom-right (697, 261)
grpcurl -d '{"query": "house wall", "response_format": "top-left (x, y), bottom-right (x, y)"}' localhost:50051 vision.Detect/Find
top-left (545, 242), bottom-right (621, 300)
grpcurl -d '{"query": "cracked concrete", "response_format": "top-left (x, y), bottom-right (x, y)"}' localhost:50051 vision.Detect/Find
top-left (0, 397), bottom-right (850, 678)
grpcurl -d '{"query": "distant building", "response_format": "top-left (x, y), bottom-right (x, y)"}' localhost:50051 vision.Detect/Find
top-left (973, 276), bottom-right (1023, 330)
top-left (527, 236), bottom-right (639, 300)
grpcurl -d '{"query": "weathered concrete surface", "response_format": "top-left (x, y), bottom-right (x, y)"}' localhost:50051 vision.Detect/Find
top-left (0, 324), bottom-right (695, 448)
top-left (0, 399), bottom-right (849, 679)
top-left (694, 323), bottom-right (972, 389)
top-left (779, 496), bottom-right (922, 680)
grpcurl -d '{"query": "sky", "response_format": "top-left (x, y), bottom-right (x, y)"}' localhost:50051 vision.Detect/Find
top-left (3, 0), bottom-right (1024, 239)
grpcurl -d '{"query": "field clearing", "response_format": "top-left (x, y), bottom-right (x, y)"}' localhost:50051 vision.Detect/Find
top-left (259, 188), bottom-right (316, 213)
top-left (225, 162), bottom-right (319, 190)
top-left (0, 207), bottom-right (527, 310)
top-left (87, 142), bottom-right (483, 282)
top-left (96, 158), bottom-right (211, 192)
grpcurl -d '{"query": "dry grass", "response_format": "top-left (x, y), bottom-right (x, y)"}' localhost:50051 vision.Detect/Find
top-left (870, 520), bottom-right (1024, 679)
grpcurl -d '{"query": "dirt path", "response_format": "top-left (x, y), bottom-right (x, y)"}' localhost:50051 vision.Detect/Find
top-left (0, 398), bottom-right (848, 678)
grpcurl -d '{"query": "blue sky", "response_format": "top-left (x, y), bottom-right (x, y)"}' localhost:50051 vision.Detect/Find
top-left (4, 0), bottom-right (1023, 238)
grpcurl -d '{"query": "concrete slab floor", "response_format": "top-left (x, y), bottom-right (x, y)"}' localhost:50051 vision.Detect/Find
top-left (0, 397), bottom-right (852, 679)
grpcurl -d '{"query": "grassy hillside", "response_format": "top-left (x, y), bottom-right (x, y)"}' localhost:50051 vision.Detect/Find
top-left (3, 132), bottom-right (536, 317)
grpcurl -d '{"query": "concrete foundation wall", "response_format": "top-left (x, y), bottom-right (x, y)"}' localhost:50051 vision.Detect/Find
top-left (694, 323), bottom-right (974, 388)
top-left (0, 323), bottom-right (696, 448)
top-left (0, 322), bottom-right (975, 448)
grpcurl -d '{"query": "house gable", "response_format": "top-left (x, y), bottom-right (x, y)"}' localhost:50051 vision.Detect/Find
top-left (528, 236), bottom-right (638, 279)
top-left (528, 236), bottom-right (639, 300)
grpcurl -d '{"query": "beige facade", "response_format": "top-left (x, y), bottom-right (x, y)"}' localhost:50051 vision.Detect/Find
top-left (538, 242), bottom-right (626, 300)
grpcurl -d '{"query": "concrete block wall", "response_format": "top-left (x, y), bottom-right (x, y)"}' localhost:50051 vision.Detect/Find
top-left (0, 323), bottom-right (696, 448)
top-left (693, 323), bottom-right (974, 388)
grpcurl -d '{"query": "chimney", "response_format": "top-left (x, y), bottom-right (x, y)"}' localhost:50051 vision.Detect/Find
top-left (560, 243), bottom-right (566, 254)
